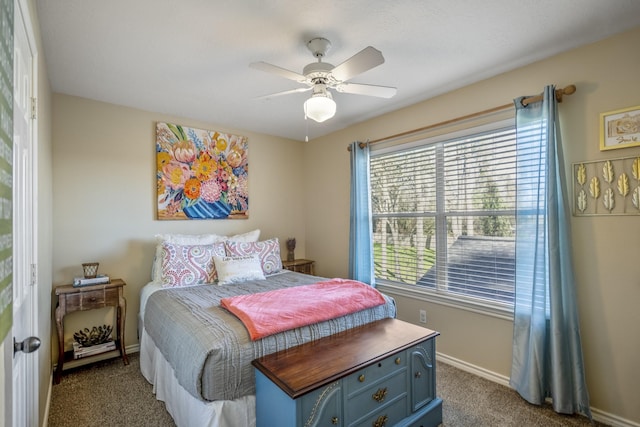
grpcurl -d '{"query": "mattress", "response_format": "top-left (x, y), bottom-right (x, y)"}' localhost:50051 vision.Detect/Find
top-left (140, 271), bottom-right (396, 401)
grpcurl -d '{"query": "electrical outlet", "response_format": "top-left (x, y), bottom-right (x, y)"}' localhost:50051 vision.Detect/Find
top-left (419, 309), bottom-right (427, 324)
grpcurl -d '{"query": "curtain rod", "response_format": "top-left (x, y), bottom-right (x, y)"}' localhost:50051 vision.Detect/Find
top-left (347, 84), bottom-right (576, 151)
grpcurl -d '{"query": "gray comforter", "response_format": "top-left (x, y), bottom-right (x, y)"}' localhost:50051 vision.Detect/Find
top-left (143, 271), bottom-right (396, 401)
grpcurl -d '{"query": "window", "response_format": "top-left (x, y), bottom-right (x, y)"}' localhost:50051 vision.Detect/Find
top-left (370, 120), bottom-right (516, 310)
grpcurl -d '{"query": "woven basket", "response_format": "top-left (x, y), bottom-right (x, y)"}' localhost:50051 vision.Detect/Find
top-left (82, 262), bottom-right (99, 278)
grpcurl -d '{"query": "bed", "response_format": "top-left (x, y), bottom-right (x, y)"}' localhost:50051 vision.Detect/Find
top-left (138, 231), bottom-right (396, 427)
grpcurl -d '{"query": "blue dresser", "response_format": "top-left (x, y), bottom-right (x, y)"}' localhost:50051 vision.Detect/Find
top-left (253, 318), bottom-right (442, 427)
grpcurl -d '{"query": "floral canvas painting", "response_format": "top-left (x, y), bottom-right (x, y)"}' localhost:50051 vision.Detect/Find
top-left (156, 122), bottom-right (248, 220)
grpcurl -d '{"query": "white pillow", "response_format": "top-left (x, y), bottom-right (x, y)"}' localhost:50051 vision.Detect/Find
top-left (213, 255), bottom-right (265, 285)
top-left (151, 229), bottom-right (261, 282)
top-left (225, 229), bottom-right (261, 243)
top-left (154, 233), bottom-right (224, 245)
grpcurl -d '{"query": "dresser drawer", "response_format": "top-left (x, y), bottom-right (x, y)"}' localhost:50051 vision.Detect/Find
top-left (65, 288), bottom-right (119, 310)
top-left (345, 369), bottom-right (407, 425)
top-left (344, 350), bottom-right (406, 395)
top-left (349, 394), bottom-right (408, 427)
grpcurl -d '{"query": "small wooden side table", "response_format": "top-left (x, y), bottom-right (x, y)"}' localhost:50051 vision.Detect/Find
top-left (54, 278), bottom-right (129, 383)
top-left (282, 259), bottom-right (315, 275)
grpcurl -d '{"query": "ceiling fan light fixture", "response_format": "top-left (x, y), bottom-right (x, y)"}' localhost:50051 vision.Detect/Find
top-left (304, 85), bottom-right (336, 123)
top-left (251, 37), bottom-right (395, 127)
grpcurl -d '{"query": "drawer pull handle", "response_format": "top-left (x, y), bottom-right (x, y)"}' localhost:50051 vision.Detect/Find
top-left (331, 417), bottom-right (338, 425)
top-left (373, 414), bottom-right (388, 427)
top-left (395, 357), bottom-right (401, 365)
top-left (358, 374), bottom-right (365, 382)
top-left (415, 371), bottom-right (422, 378)
top-left (372, 387), bottom-right (387, 402)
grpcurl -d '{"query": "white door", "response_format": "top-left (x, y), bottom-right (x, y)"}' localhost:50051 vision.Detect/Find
top-left (12, 0), bottom-right (39, 426)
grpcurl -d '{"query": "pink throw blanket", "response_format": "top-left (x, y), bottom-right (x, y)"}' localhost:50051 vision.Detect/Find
top-left (220, 279), bottom-right (386, 340)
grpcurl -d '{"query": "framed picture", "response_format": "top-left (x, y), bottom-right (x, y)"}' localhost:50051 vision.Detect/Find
top-left (156, 122), bottom-right (249, 220)
top-left (600, 105), bottom-right (640, 151)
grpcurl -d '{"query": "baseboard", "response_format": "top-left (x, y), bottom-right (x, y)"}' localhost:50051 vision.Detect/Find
top-left (52, 343), bottom-right (140, 371)
top-left (589, 409), bottom-right (640, 427)
top-left (436, 352), bottom-right (639, 427)
top-left (42, 371), bottom-right (52, 427)
top-left (436, 352), bottom-right (511, 387)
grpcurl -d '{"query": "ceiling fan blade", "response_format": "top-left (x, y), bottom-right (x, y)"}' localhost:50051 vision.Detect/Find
top-left (249, 61), bottom-right (307, 83)
top-left (334, 82), bottom-right (397, 98)
top-left (255, 86), bottom-right (311, 100)
top-left (330, 46), bottom-right (385, 82)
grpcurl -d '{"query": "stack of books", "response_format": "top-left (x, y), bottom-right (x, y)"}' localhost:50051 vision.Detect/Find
top-left (73, 274), bottom-right (110, 287)
top-left (72, 341), bottom-right (116, 359)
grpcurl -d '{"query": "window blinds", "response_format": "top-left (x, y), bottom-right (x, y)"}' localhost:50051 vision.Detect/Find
top-left (371, 126), bottom-right (517, 305)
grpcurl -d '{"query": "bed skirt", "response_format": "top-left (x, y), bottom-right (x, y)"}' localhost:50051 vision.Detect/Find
top-left (140, 329), bottom-right (256, 427)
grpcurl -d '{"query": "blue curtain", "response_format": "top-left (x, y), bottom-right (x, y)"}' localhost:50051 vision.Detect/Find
top-left (511, 86), bottom-right (591, 418)
top-left (349, 141), bottom-right (375, 286)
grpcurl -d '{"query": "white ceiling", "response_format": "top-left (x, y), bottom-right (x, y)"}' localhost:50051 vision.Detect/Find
top-left (36, 0), bottom-right (640, 142)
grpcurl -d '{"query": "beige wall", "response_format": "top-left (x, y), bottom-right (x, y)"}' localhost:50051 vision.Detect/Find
top-left (51, 95), bottom-right (306, 360)
top-left (306, 28), bottom-right (640, 424)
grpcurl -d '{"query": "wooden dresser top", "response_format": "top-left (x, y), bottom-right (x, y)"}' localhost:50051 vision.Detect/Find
top-left (252, 318), bottom-right (438, 398)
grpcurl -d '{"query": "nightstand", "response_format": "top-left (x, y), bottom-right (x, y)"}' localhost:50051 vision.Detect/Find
top-left (282, 259), bottom-right (315, 275)
top-left (54, 279), bottom-right (129, 383)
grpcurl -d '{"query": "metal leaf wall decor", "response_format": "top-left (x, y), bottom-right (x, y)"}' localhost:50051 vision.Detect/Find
top-left (573, 155), bottom-right (640, 215)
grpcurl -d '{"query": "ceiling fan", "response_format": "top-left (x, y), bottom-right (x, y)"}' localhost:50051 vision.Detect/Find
top-left (250, 37), bottom-right (397, 123)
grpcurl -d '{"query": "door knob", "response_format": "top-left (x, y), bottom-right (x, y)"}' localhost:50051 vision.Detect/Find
top-left (14, 336), bottom-right (41, 354)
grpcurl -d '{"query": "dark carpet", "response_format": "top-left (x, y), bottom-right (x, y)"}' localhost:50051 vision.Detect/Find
top-left (49, 353), bottom-right (601, 426)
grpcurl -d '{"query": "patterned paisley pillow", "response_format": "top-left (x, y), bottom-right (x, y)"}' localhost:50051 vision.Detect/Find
top-left (160, 241), bottom-right (226, 287)
top-left (151, 229), bottom-right (261, 282)
top-left (224, 238), bottom-right (283, 276)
